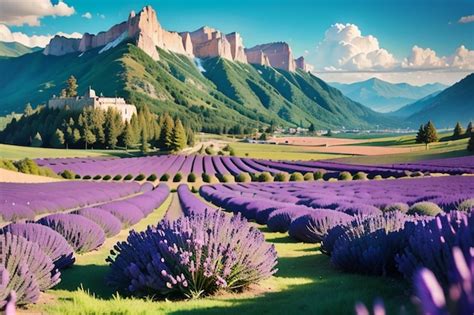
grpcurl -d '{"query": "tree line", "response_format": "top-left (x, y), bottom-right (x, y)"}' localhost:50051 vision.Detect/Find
top-left (0, 105), bottom-right (194, 152)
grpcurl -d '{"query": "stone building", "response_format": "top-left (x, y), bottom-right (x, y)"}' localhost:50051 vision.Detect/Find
top-left (48, 87), bottom-right (137, 122)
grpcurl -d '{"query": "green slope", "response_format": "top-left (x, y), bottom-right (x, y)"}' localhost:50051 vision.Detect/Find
top-left (0, 41), bottom-right (397, 129)
top-left (0, 41), bottom-right (39, 58)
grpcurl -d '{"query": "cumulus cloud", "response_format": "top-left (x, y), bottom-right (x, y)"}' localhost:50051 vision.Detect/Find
top-left (0, 24), bottom-right (81, 48)
top-left (82, 12), bottom-right (92, 19)
top-left (313, 23), bottom-right (397, 71)
top-left (0, 0), bottom-right (75, 26)
top-left (458, 15), bottom-right (474, 24)
top-left (402, 45), bottom-right (474, 71)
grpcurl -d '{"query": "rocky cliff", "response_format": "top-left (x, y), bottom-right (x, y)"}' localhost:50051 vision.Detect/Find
top-left (295, 56), bottom-right (308, 71)
top-left (245, 42), bottom-right (296, 72)
top-left (44, 6), bottom-right (191, 60)
top-left (226, 32), bottom-right (247, 63)
top-left (188, 27), bottom-right (233, 61)
top-left (245, 49), bottom-right (271, 67)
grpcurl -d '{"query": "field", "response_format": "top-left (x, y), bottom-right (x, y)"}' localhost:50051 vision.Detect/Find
top-left (1, 134), bottom-right (473, 315)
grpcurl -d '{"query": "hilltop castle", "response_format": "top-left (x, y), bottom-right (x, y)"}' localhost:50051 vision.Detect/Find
top-left (48, 87), bottom-right (137, 122)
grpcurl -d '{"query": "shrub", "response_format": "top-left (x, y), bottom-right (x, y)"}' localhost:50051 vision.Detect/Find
top-left (0, 233), bottom-right (60, 306)
top-left (124, 174), bottom-right (133, 181)
top-left (217, 150), bottom-right (224, 156)
top-left (83, 175), bottom-right (92, 180)
top-left (314, 169), bottom-right (326, 180)
top-left (187, 173), bottom-right (197, 183)
top-left (37, 214), bottom-right (106, 254)
top-left (339, 204), bottom-right (381, 216)
top-left (373, 175), bottom-right (383, 180)
top-left (99, 202), bottom-right (145, 227)
top-left (173, 172), bottom-right (183, 182)
top-left (102, 175), bottom-right (112, 181)
top-left (267, 207), bottom-right (309, 232)
top-left (2, 222), bottom-right (75, 270)
top-left (74, 174), bottom-right (81, 179)
top-left (191, 186), bottom-right (198, 194)
top-left (146, 174), bottom-right (157, 182)
top-left (202, 173), bottom-right (211, 183)
top-left (274, 172), bottom-right (289, 182)
top-left (458, 198), bottom-right (474, 211)
top-left (289, 172), bottom-right (304, 182)
top-left (250, 173), bottom-right (260, 182)
top-left (135, 174), bottom-right (146, 181)
top-left (14, 158), bottom-right (40, 175)
top-left (93, 175), bottom-right (102, 180)
top-left (73, 208), bottom-right (122, 237)
top-left (218, 174), bottom-right (233, 183)
top-left (0, 159), bottom-right (17, 171)
top-left (353, 172), bottom-right (368, 180)
top-left (407, 202), bottom-right (443, 216)
top-left (303, 173), bottom-right (314, 181)
top-left (383, 203), bottom-right (409, 213)
top-left (113, 175), bottom-right (123, 181)
top-left (160, 173), bottom-right (170, 181)
top-left (235, 172), bottom-right (251, 183)
top-left (258, 172), bottom-right (274, 182)
top-left (204, 146), bottom-right (214, 155)
top-left (60, 170), bottom-right (76, 179)
top-left (338, 171), bottom-right (352, 181)
top-left (106, 210), bottom-right (278, 298)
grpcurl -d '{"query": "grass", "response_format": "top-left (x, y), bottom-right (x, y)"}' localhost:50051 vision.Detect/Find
top-left (0, 144), bottom-right (141, 160)
top-left (34, 193), bottom-right (413, 315)
top-left (230, 142), bottom-right (348, 160)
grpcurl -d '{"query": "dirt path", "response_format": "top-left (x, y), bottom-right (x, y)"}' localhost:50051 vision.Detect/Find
top-left (164, 193), bottom-right (183, 220)
top-left (0, 168), bottom-right (63, 183)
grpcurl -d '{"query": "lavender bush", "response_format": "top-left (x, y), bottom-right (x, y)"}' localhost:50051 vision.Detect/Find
top-left (37, 214), bottom-right (106, 254)
top-left (106, 210), bottom-right (277, 299)
top-left (2, 223), bottom-right (75, 270)
top-left (73, 208), bottom-right (122, 237)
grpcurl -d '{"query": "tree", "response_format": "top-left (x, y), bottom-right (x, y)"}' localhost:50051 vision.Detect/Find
top-left (122, 122), bottom-right (134, 150)
top-left (466, 122), bottom-right (473, 136)
top-left (31, 132), bottom-right (43, 147)
top-left (452, 122), bottom-right (464, 140)
top-left (50, 129), bottom-right (65, 148)
top-left (170, 119), bottom-right (187, 152)
top-left (159, 113), bottom-right (174, 150)
top-left (140, 128), bottom-right (149, 153)
top-left (326, 129), bottom-right (332, 137)
top-left (65, 75), bottom-right (78, 97)
top-left (416, 124), bottom-right (426, 143)
top-left (84, 129), bottom-right (96, 149)
top-left (104, 108), bottom-right (123, 149)
top-left (259, 133), bottom-right (268, 141)
top-left (308, 123), bottom-right (315, 134)
top-left (468, 132), bottom-right (474, 152)
top-left (424, 121), bottom-right (438, 144)
top-left (186, 127), bottom-right (195, 146)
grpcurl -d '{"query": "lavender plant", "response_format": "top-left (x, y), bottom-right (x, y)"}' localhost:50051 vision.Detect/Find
top-left (107, 210), bottom-right (278, 299)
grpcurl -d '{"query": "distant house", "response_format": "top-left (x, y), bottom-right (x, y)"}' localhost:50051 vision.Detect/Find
top-left (48, 87), bottom-right (137, 122)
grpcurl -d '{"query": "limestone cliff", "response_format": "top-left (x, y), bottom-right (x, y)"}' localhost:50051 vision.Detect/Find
top-left (295, 56), bottom-right (308, 71)
top-left (245, 42), bottom-right (296, 72)
top-left (188, 27), bottom-right (233, 61)
top-left (245, 49), bottom-right (271, 67)
top-left (226, 32), bottom-right (247, 63)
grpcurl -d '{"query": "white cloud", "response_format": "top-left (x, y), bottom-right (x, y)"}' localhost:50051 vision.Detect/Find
top-left (402, 45), bottom-right (474, 71)
top-left (98, 14), bottom-right (106, 19)
top-left (0, 0), bottom-right (75, 26)
top-left (0, 24), bottom-right (81, 48)
top-left (313, 23), bottom-right (397, 71)
top-left (81, 12), bottom-right (92, 19)
top-left (459, 15), bottom-right (474, 24)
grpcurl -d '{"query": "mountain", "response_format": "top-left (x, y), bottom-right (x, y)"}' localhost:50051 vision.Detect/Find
top-left (391, 91), bottom-right (442, 117)
top-left (330, 78), bottom-right (447, 112)
top-left (406, 73), bottom-right (474, 128)
top-left (0, 5), bottom-right (396, 130)
top-left (0, 41), bottom-right (40, 58)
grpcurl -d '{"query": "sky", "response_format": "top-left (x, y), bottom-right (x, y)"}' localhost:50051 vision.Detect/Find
top-left (0, 0), bottom-right (473, 85)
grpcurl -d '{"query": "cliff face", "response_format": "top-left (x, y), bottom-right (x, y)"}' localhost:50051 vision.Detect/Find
top-left (44, 6), bottom-right (191, 60)
top-left (246, 42), bottom-right (296, 72)
top-left (43, 5), bottom-right (302, 72)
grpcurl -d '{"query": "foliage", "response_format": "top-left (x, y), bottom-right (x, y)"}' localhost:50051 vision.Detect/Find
top-left (234, 172), bottom-right (251, 183)
top-left (452, 122), bottom-right (464, 140)
top-left (187, 173), bottom-right (197, 183)
top-left (135, 174), bottom-right (145, 181)
top-left (173, 172), bottom-right (183, 182)
top-left (289, 172), bottom-right (304, 181)
top-left (60, 169), bottom-right (76, 179)
top-left (338, 171), bottom-right (352, 181)
top-left (202, 173), bottom-right (211, 183)
top-left (407, 202), bottom-right (443, 216)
top-left (258, 172), bottom-right (274, 182)
top-left (146, 174), bottom-right (157, 182)
top-left (160, 173), bottom-right (170, 181)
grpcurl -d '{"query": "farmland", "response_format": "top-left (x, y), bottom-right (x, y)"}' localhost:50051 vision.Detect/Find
top-left (1, 135), bottom-right (473, 314)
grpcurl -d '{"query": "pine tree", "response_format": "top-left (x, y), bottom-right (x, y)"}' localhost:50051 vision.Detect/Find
top-left (104, 108), bottom-right (123, 149)
top-left (424, 121), bottom-right (438, 144)
top-left (31, 132), bottom-right (43, 147)
top-left (416, 124), bottom-right (426, 143)
top-left (50, 129), bottom-right (65, 148)
top-left (466, 122), bottom-right (473, 136)
top-left (308, 123), bottom-right (315, 134)
top-left (452, 122), bottom-right (464, 140)
top-left (159, 113), bottom-right (175, 150)
top-left (186, 127), bottom-right (194, 146)
top-left (140, 127), bottom-right (149, 153)
top-left (468, 132), bottom-right (474, 152)
top-left (170, 119), bottom-right (187, 152)
top-left (84, 129), bottom-right (96, 149)
top-left (65, 75), bottom-right (78, 97)
top-left (73, 128), bottom-right (81, 144)
top-left (122, 122), bottom-right (134, 150)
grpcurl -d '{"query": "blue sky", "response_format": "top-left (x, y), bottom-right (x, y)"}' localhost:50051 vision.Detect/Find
top-left (1, 0), bottom-right (473, 84)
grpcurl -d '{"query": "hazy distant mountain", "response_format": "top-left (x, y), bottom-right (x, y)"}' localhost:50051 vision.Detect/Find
top-left (330, 78), bottom-right (447, 112)
top-left (391, 91), bottom-right (442, 117)
top-left (406, 73), bottom-right (474, 128)
top-left (0, 41), bottom-right (40, 58)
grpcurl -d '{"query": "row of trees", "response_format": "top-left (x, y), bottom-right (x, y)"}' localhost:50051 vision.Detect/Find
top-left (0, 105), bottom-right (193, 152)
top-left (452, 121), bottom-right (472, 140)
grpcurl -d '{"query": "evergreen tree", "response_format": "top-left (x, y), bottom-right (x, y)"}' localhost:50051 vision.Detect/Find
top-left (104, 108), bottom-right (123, 149)
top-left (50, 129), bottom-right (65, 148)
top-left (466, 122), bottom-right (473, 136)
top-left (84, 129), bottom-right (96, 149)
top-left (122, 122), bottom-right (134, 150)
top-left (452, 122), bottom-right (464, 140)
top-left (416, 124), bottom-right (426, 143)
top-left (31, 132), bottom-right (43, 147)
top-left (65, 75), bottom-right (78, 97)
top-left (140, 127), bottom-right (149, 153)
top-left (326, 129), bottom-right (332, 137)
top-left (186, 127), bottom-right (194, 146)
top-left (424, 121), bottom-right (438, 144)
top-left (468, 132), bottom-right (474, 152)
top-left (170, 119), bottom-right (187, 152)
top-left (159, 113), bottom-right (174, 150)
top-left (64, 117), bottom-right (75, 148)
top-left (308, 123), bottom-right (315, 134)
top-left (72, 128), bottom-right (81, 144)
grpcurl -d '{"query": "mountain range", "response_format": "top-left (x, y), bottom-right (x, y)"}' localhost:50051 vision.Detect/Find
top-left (0, 42), bottom-right (40, 58)
top-left (330, 78), bottom-right (447, 113)
top-left (0, 5), bottom-right (395, 130)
